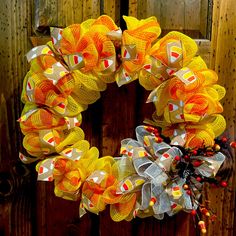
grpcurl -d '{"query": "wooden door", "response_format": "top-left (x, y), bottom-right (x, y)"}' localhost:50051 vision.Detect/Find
top-left (0, 0), bottom-right (235, 235)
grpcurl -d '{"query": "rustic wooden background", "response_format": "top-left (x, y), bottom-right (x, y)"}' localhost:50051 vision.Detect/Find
top-left (0, 0), bottom-right (235, 235)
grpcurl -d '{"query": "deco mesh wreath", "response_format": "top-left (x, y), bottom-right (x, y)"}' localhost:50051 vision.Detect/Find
top-left (19, 15), bottom-right (234, 233)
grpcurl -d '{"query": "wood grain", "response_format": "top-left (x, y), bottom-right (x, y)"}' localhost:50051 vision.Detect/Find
top-left (185, 0), bottom-right (201, 30)
top-left (205, 1), bottom-right (236, 235)
top-left (200, 0), bottom-right (209, 38)
top-left (135, 0), bottom-right (211, 39)
top-left (195, 39), bottom-right (211, 67)
top-left (0, 0), bottom-right (36, 235)
top-left (103, 0), bottom-right (120, 25)
top-left (0, 0), bottom-right (236, 236)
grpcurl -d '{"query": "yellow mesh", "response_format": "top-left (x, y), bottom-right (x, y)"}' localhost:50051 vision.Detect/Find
top-left (212, 84), bottom-right (226, 100)
top-left (208, 114), bottom-right (226, 137)
top-left (120, 16), bottom-right (161, 81)
top-left (123, 16), bottom-right (161, 40)
top-left (91, 156), bottom-right (115, 173)
top-left (76, 35), bottom-right (99, 70)
top-left (188, 56), bottom-right (207, 70)
top-left (72, 140), bottom-right (90, 152)
top-left (185, 129), bottom-right (215, 148)
top-left (139, 31), bottom-right (198, 91)
top-left (139, 63), bottom-right (163, 90)
top-left (122, 32), bottom-right (151, 73)
top-left (92, 32), bottom-right (115, 59)
top-left (110, 193), bottom-right (136, 222)
top-left (72, 89), bottom-right (101, 105)
top-left (23, 129), bottom-right (61, 157)
top-left (200, 69), bottom-right (218, 86)
top-left (21, 71), bottom-right (67, 107)
top-left (55, 127), bottom-right (85, 152)
top-left (45, 88), bottom-right (67, 107)
top-left (80, 19), bottom-right (96, 34)
top-left (30, 55), bottom-right (57, 74)
top-left (21, 72), bottom-right (30, 102)
top-left (51, 95), bottom-right (87, 117)
top-left (72, 70), bottom-right (107, 91)
top-left (65, 95), bottom-right (87, 115)
top-left (20, 107), bottom-right (65, 135)
top-left (60, 24), bottom-right (82, 54)
top-left (56, 73), bottom-right (75, 95)
top-left (97, 72), bottom-right (116, 84)
top-left (60, 25), bottom-right (99, 71)
top-left (92, 15), bottom-right (118, 32)
top-left (80, 147), bottom-right (100, 171)
top-left (55, 169), bottom-right (82, 192)
top-left (159, 31), bottom-right (198, 63)
top-left (168, 76), bottom-right (203, 101)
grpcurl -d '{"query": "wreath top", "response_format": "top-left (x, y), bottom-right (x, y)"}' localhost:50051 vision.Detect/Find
top-left (19, 15), bottom-right (232, 233)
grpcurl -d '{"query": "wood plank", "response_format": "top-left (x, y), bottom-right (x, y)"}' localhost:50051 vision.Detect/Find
top-left (129, 0), bottom-right (138, 17)
top-left (195, 39), bottom-right (211, 67)
top-left (103, 0), bottom-right (120, 25)
top-left (58, 0), bottom-right (74, 27)
top-left (133, 0), bottom-right (161, 20)
top-left (34, 0), bottom-right (58, 31)
top-left (82, 0), bottom-right (100, 20)
top-left (73, 0), bottom-right (84, 23)
top-left (0, 1), bottom-right (35, 236)
top-left (0, 0), bottom-right (235, 235)
top-left (160, 0), bottom-right (185, 30)
top-left (137, 0), bottom-right (147, 19)
top-left (200, 0), bottom-right (209, 38)
top-left (205, 0), bottom-right (236, 236)
top-left (34, 0), bottom-right (84, 30)
top-left (184, 0), bottom-right (201, 30)
top-left (146, 0), bottom-right (161, 21)
top-left (210, 0), bottom-right (221, 69)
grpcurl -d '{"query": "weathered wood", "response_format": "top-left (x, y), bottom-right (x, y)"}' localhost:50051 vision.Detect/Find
top-left (1, 0), bottom-right (236, 236)
top-left (58, 0), bottom-right (75, 26)
top-left (205, 1), bottom-right (236, 236)
top-left (103, 0), bottom-right (120, 25)
top-left (134, 0), bottom-right (211, 39)
top-left (0, 0), bottom-right (36, 236)
top-left (200, 0), bottom-right (209, 38)
top-left (160, 0), bottom-right (185, 30)
top-left (195, 39), bottom-right (211, 67)
top-left (82, 0), bottom-right (100, 20)
top-left (129, 0), bottom-right (138, 17)
top-left (185, 0), bottom-right (201, 30)
top-left (34, 0), bottom-right (99, 30)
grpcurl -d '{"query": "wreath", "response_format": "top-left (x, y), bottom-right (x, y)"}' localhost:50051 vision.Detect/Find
top-left (19, 15), bottom-right (234, 234)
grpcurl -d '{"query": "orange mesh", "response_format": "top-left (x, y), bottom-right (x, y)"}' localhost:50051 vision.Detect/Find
top-left (21, 72), bottom-right (66, 107)
top-left (23, 129), bottom-right (62, 157)
top-left (60, 24), bottom-right (82, 54)
top-left (110, 193), bottom-right (136, 221)
top-left (55, 127), bottom-right (85, 153)
top-left (60, 25), bottom-right (99, 71)
top-left (92, 15), bottom-right (118, 31)
top-left (56, 73), bottom-right (75, 95)
top-left (20, 108), bottom-right (65, 134)
top-left (30, 55), bottom-right (57, 73)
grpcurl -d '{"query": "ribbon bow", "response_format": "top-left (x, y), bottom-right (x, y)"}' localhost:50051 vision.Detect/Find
top-left (116, 126), bottom-right (225, 219)
top-left (139, 31), bottom-right (201, 90)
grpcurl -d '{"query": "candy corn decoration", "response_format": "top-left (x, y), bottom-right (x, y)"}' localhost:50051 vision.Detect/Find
top-left (19, 15), bottom-right (229, 233)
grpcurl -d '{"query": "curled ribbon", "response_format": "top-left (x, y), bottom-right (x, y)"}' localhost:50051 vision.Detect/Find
top-left (116, 126), bottom-right (225, 218)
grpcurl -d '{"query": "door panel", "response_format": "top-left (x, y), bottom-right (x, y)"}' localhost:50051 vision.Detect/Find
top-left (0, 1), bottom-right (235, 236)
